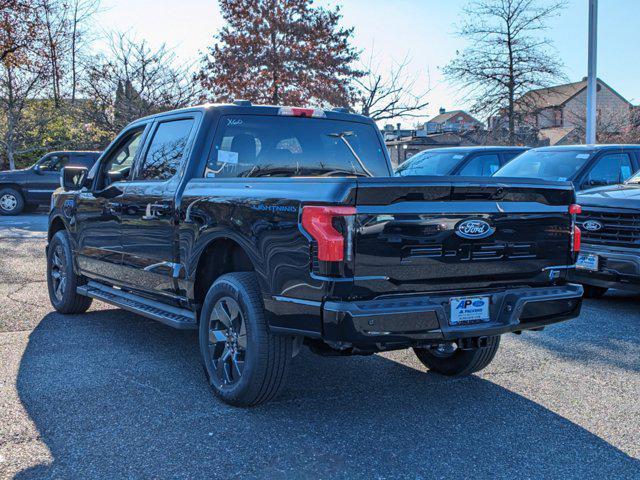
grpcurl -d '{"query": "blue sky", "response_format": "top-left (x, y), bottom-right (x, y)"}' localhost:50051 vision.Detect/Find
top-left (94, 0), bottom-right (640, 124)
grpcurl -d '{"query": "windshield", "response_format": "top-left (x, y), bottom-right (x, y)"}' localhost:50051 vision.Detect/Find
top-left (493, 150), bottom-right (591, 181)
top-left (394, 151), bottom-right (467, 176)
top-left (206, 115), bottom-right (390, 178)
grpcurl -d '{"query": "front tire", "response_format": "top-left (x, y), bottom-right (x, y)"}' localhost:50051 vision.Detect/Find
top-left (199, 272), bottom-right (292, 407)
top-left (0, 187), bottom-right (24, 215)
top-left (47, 230), bottom-right (93, 314)
top-left (413, 336), bottom-right (501, 376)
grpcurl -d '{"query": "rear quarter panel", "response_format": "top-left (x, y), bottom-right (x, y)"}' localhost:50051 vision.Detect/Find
top-left (178, 177), bottom-right (357, 304)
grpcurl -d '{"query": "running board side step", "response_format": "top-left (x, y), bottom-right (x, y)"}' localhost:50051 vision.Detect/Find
top-left (77, 281), bottom-right (197, 329)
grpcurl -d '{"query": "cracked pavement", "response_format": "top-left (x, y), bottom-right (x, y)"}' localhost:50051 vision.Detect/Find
top-left (0, 214), bottom-right (639, 479)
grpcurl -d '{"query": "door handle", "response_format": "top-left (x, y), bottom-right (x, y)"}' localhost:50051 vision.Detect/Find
top-left (105, 201), bottom-right (121, 215)
top-left (150, 203), bottom-right (171, 213)
top-left (142, 202), bottom-right (171, 220)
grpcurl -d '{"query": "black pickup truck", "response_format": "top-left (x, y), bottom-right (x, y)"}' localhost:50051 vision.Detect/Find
top-left (47, 103), bottom-right (583, 406)
top-left (570, 176), bottom-right (640, 297)
top-left (0, 151), bottom-right (100, 215)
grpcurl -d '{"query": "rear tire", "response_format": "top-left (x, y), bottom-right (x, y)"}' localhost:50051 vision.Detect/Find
top-left (0, 187), bottom-right (24, 215)
top-left (199, 272), bottom-right (292, 407)
top-left (47, 230), bottom-right (93, 314)
top-left (582, 285), bottom-right (608, 299)
top-left (413, 336), bottom-right (501, 376)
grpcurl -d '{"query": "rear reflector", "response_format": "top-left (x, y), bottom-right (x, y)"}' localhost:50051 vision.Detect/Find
top-left (278, 106), bottom-right (326, 118)
top-left (569, 204), bottom-right (582, 214)
top-left (572, 225), bottom-right (581, 252)
top-left (301, 206), bottom-right (355, 261)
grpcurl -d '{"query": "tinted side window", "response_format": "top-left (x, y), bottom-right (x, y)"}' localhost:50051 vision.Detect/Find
top-left (98, 128), bottom-right (145, 189)
top-left (586, 153), bottom-right (633, 187)
top-left (41, 154), bottom-right (70, 172)
top-left (458, 154), bottom-right (500, 176)
top-left (138, 119), bottom-right (194, 181)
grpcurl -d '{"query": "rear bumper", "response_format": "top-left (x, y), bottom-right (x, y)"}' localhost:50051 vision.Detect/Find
top-left (322, 284), bottom-right (583, 347)
top-left (569, 245), bottom-right (640, 291)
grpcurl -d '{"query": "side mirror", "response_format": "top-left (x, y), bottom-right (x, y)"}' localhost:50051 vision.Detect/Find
top-left (61, 166), bottom-right (88, 191)
top-left (33, 164), bottom-right (43, 175)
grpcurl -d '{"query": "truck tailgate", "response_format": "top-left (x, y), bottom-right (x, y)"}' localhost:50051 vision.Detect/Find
top-left (353, 177), bottom-right (575, 295)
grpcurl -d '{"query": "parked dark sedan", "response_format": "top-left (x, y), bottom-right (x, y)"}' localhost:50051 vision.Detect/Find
top-left (569, 174), bottom-right (640, 297)
top-left (0, 151), bottom-right (100, 215)
top-left (493, 145), bottom-right (640, 191)
top-left (394, 146), bottom-right (528, 177)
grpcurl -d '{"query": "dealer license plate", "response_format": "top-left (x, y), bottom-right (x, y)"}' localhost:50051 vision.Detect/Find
top-left (576, 253), bottom-right (599, 271)
top-left (449, 296), bottom-right (490, 325)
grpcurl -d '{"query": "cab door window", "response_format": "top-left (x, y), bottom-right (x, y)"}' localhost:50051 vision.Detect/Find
top-left (136, 119), bottom-right (195, 181)
top-left (585, 153), bottom-right (633, 187)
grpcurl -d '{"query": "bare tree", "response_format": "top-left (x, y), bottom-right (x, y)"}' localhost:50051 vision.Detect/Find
top-left (39, 0), bottom-right (69, 107)
top-left (1, 0), bottom-right (102, 169)
top-left (569, 107), bottom-right (634, 144)
top-left (0, 0), bottom-right (36, 63)
top-left (83, 32), bottom-right (200, 134)
top-left (355, 52), bottom-right (430, 122)
top-left (69, 0), bottom-right (100, 103)
top-left (444, 0), bottom-right (567, 144)
top-left (36, 0), bottom-right (101, 106)
top-left (0, 1), bottom-right (48, 170)
top-left (608, 108), bottom-right (640, 144)
top-left (0, 63), bottom-right (49, 170)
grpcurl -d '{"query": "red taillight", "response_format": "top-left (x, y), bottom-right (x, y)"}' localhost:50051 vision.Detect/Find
top-left (573, 225), bottom-right (581, 252)
top-left (301, 206), bottom-right (355, 261)
top-left (569, 204), bottom-right (582, 214)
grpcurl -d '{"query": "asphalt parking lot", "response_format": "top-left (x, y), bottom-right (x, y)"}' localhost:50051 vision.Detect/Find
top-left (0, 214), bottom-right (638, 479)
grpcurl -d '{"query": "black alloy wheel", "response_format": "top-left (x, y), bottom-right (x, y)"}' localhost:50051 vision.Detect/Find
top-left (46, 230), bottom-right (93, 314)
top-left (207, 296), bottom-right (247, 386)
top-left (198, 272), bottom-right (292, 407)
top-left (50, 244), bottom-right (68, 302)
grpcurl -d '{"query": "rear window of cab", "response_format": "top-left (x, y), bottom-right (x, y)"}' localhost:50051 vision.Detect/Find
top-left (205, 115), bottom-right (390, 178)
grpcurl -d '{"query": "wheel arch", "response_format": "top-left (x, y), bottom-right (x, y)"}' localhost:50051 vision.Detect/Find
top-left (0, 183), bottom-right (25, 195)
top-left (192, 237), bottom-right (259, 312)
top-left (48, 215), bottom-right (67, 241)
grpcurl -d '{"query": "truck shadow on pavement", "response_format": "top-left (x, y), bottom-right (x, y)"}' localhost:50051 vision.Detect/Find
top-left (16, 308), bottom-right (640, 479)
top-left (519, 290), bottom-right (640, 374)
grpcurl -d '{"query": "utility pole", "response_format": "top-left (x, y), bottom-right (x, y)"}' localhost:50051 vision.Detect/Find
top-left (586, 0), bottom-right (598, 144)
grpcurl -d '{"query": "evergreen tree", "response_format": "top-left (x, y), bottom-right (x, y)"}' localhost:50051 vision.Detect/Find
top-left (197, 0), bottom-right (361, 107)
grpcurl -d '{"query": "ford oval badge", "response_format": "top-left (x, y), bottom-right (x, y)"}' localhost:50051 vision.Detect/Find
top-left (582, 220), bottom-right (603, 232)
top-left (455, 219), bottom-right (495, 239)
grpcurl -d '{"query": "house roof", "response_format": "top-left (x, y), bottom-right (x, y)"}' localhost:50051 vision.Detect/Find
top-left (538, 127), bottom-right (576, 146)
top-left (412, 146), bottom-right (528, 154)
top-left (386, 133), bottom-right (467, 147)
top-left (532, 143), bottom-right (640, 151)
top-left (426, 110), bottom-right (481, 125)
top-left (516, 78), bottom-right (632, 111)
